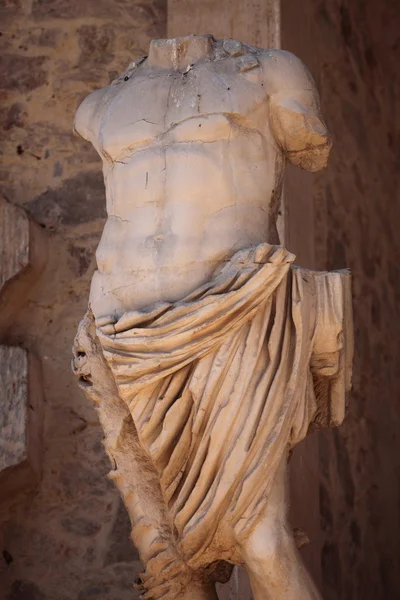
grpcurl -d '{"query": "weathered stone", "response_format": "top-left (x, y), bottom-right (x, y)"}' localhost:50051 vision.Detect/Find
top-left (282, 0), bottom-right (400, 598)
top-left (58, 454), bottom-right (113, 501)
top-left (105, 501), bottom-right (139, 565)
top-left (3, 549), bottom-right (14, 565)
top-left (2, 103), bottom-right (28, 131)
top-left (0, 197), bottom-right (46, 332)
top-left (71, 33), bottom-right (352, 600)
top-left (321, 541), bottom-right (342, 599)
top-left (27, 171), bottom-right (106, 229)
top-left (7, 580), bottom-right (46, 600)
top-left (333, 429), bottom-right (355, 508)
top-left (0, 0), bottom-right (21, 22)
top-left (168, 0), bottom-right (280, 47)
top-left (0, 347), bottom-right (28, 473)
top-left (0, 197), bottom-right (29, 290)
top-left (53, 161), bottom-right (63, 177)
top-left (319, 482), bottom-right (333, 532)
top-left (61, 516), bottom-right (101, 537)
top-left (1, 1), bottom-right (397, 600)
top-left (293, 528), bottom-right (310, 550)
top-left (3, 520), bottom-right (74, 571)
top-left (132, 1), bottom-right (166, 38)
top-left (78, 585), bottom-right (111, 599)
top-left (28, 28), bottom-right (61, 48)
top-left (78, 25), bottom-right (115, 67)
top-left (32, 0), bottom-right (163, 21)
top-left (77, 563), bottom-right (142, 598)
top-left (0, 55), bottom-right (48, 93)
top-left (0, 347), bottom-right (44, 502)
top-left (68, 244), bottom-right (93, 277)
top-left (0, 193), bottom-right (44, 518)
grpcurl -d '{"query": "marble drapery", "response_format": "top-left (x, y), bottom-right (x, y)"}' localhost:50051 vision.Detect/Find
top-left (91, 244), bottom-right (352, 578)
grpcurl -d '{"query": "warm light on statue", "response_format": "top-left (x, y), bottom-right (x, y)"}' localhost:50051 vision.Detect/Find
top-left (72, 35), bottom-right (353, 600)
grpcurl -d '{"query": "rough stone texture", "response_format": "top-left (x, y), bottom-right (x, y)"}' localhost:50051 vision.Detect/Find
top-left (0, 55), bottom-right (49, 93)
top-left (71, 31), bottom-right (348, 600)
top-left (0, 347), bottom-right (43, 501)
top-left (1, 0), bottom-right (397, 598)
top-left (168, 0), bottom-right (280, 48)
top-left (0, 1), bottom-right (166, 598)
top-left (0, 196), bottom-right (47, 333)
top-left (0, 195), bottom-right (45, 503)
top-left (0, 198), bottom-right (29, 290)
top-left (0, 347), bottom-right (27, 471)
top-left (27, 171), bottom-right (107, 229)
top-left (283, 1), bottom-right (400, 598)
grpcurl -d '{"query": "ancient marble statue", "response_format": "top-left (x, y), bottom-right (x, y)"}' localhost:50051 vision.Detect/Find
top-left (72, 35), bottom-right (353, 600)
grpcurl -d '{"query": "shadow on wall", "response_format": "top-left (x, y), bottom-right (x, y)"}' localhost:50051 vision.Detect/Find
top-left (282, 0), bottom-right (400, 598)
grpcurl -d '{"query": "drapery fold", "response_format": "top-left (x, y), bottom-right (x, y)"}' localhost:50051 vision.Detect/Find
top-left (95, 243), bottom-right (353, 568)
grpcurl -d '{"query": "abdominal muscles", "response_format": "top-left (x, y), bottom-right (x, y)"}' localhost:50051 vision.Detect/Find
top-left (90, 139), bottom-right (276, 318)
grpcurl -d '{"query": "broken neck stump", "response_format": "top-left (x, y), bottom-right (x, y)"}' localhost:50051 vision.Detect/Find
top-left (72, 35), bottom-right (353, 600)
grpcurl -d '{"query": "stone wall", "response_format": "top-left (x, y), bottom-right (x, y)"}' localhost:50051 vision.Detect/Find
top-left (1, 1), bottom-right (399, 599)
top-left (283, 1), bottom-right (400, 598)
top-left (0, 2), bottom-right (165, 599)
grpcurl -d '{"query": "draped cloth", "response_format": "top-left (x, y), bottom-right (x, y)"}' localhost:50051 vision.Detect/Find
top-left (96, 243), bottom-right (353, 570)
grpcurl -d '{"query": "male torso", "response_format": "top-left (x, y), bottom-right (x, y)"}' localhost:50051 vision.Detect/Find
top-left (74, 35), bottom-right (329, 318)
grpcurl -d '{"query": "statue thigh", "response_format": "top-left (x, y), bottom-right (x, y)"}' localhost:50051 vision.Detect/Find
top-left (236, 455), bottom-right (323, 600)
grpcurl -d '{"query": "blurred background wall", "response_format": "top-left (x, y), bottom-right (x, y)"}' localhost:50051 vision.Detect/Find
top-left (282, 1), bottom-right (400, 598)
top-left (0, 1), bottom-right (399, 599)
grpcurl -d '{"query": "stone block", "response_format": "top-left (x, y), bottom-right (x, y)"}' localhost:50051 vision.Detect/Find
top-left (105, 500), bottom-right (140, 565)
top-left (0, 54), bottom-right (48, 93)
top-left (77, 24), bottom-right (116, 67)
top-left (0, 195), bottom-right (29, 290)
top-left (7, 579), bottom-right (46, 600)
top-left (0, 0), bottom-right (21, 24)
top-left (31, 0), bottom-right (162, 21)
top-left (26, 170), bottom-right (106, 229)
top-left (0, 346), bottom-right (44, 502)
top-left (0, 197), bottom-right (45, 501)
top-left (0, 196), bottom-right (46, 333)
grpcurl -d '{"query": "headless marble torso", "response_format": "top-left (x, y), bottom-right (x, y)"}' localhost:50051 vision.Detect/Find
top-left (74, 35), bottom-right (330, 318)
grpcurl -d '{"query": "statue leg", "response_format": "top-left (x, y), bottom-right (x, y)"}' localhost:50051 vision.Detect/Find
top-left (237, 455), bottom-right (322, 600)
